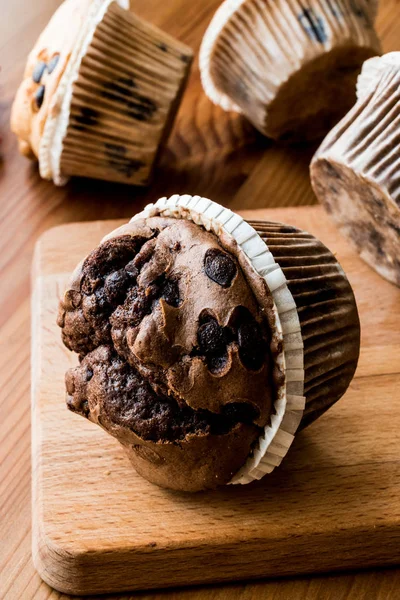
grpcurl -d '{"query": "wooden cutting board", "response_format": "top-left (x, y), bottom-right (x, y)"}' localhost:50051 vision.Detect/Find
top-left (31, 205), bottom-right (400, 596)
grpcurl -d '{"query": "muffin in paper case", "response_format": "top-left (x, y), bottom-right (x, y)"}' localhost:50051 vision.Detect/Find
top-left (11, 0), bottom-right (193, 186)
top-left (311, 52), bottom-right (400, 287)
top-left (200, 0), bottom-right (381, 142)
top-left (58, 196), bottom-right (360, 491)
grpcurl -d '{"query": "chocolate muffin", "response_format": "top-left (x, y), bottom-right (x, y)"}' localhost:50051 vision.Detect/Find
top-left (10, 0), bottom-right (192, 186)
top-left (58, 195), bottom-right (360, 491)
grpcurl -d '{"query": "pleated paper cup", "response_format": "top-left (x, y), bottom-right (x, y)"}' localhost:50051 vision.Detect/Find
top-left (311, 52), bottom-right (400, 287)
top-left (129, 195), bottom-right (360, 485)
top-left (249, 220), bottom-right (361, 428)
top-left (61, 2), bottom-right (192, 185)
top-left (40, 1), bottom-right (192, 186)
top-left (200, 0), bottom-right (381, 141)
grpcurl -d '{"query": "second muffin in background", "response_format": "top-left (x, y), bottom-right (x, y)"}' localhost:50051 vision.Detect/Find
top-left (11, 0), bottom-right (193, 186)
top-left (200, 0), bottom-right (381, 142)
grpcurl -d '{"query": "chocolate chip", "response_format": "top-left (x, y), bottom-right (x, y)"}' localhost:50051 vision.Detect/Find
top-left (238, 321), bottom-right (265, 371)
top-left (223, 402), bottom-right (259, 425)
top-left (208, 355), bottom-right (228, 373)
top-left (204, 249), bottom-right (237, 288)
top-left (104, 269), bottom-right (132, 306)
top-left (162, 280), bottom-right (181, 308)
top-left (34, 85), bottom-right (45, 109)
top-left (158, 42), bottom-right (168, 52)
top-left (47, 54), bottom-right (60, 74)
top-left (198, 318), bottom-right (226, 355)
top-left (32, 61), bottom-right (46, 84)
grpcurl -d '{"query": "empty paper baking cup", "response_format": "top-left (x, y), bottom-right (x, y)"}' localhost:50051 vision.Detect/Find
top-left (311, 52), bottom-right (400, 287)
top-left (200, 0), bottom-right (381, 141)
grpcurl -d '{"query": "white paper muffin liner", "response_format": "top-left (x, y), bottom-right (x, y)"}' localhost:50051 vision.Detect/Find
top-left (128, 195), bottom-right (306, 485)
top-left (200, 0), bottom-right (380, 139)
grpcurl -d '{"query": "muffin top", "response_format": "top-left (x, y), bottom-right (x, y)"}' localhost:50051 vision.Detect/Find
top-left (10, 0), bottom-right (128, 177)
top-left (59, 216), bottom-right (274, 429)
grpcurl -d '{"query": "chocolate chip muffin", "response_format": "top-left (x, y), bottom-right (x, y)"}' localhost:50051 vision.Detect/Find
top-left (311, 52), bottom-right (400, 287)
top-left (58, 196), bottom-right (360, 491)
top-left (10, 0), bottom-right (192, 186)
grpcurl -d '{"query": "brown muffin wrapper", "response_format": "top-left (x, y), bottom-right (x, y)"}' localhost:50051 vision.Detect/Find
top-left (249, 220), bottom-right (361, 427)
top-left (60, 2), bottom-right (192, 185)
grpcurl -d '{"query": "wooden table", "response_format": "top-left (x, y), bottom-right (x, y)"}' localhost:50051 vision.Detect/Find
top-left (1, 1), bottom-right (399, 598)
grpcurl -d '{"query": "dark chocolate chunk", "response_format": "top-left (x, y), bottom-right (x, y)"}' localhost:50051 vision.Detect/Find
top-left (158, 42), bottom-right (168, 52)
top-left (238, 321), bottom-right (265, 371)
top-left (162, 279), bottom-right (181, 307)
top-left (32, 61), bottom-right (46, 84)
top-left (223, 402), bottom-right (259, 425)
top-left (198, 318), bottom-right (227, 355)
top-left (298, 9), bottom-right (328, 44)
top-left (47, 54), bottom-right (60, 74)
top-left (104, 269), bottom-right (132, 306)
top-left (34, 85), bottom-right (45, 109)
top-left (204, 248), bottom-right (237, 288)
top-left (208, 355), bottom-right (228, 373)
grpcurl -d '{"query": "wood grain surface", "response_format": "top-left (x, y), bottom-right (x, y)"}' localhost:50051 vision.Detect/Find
top-left (1, 0), bottom-right (400, 598)
top-left (31, 207), bottom-right (400, 596)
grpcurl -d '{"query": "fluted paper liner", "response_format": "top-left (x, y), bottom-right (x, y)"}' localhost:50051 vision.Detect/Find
top-left (126, 195), bottom-right (359, 484)
top-left (41, 0), bottom-right (192, 185)
top-left (311, 52), bottom-right (400, 287)
top-left (200, 0), bottom-right (380, 140)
